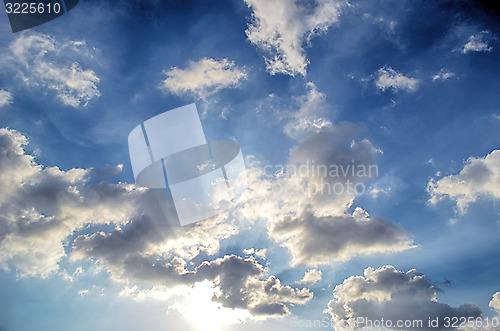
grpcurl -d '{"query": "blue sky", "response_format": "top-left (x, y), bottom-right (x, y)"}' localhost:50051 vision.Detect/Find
top-left (1, 1), bottom-right (500, 330)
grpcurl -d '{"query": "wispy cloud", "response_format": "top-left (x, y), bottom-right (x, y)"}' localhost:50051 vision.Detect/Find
top-left (244, 0), bottom-right (344, 76)
top-left (7, 32), bottom-right (100, 108)
top-left (432, 69), bottom-right (455, 82)
top-left (0, 89), bottom-right (13, 107)
top-left (283, 82), bottom-right (332, 139)
top-left (160, 58), bottom-right (247, 99)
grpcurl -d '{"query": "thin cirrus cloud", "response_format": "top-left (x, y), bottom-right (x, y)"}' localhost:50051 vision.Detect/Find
top-left (428, 149), bottom-right (500, 214)
top-left (6, 32), bottom-right (100, 108)
top-left (324, 265), bottom-right (482, 330)
top-left (244, 0), bottom-right (345, 76)
top-left (0, 89), bottom-right (13, 107)
top-left (374, 66), bottom-right (419, 93)
top-left (160, 58), bottom-right (247, 99)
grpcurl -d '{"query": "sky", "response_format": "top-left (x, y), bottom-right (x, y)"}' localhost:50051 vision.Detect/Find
top-left (0, 0), bottom-right (500, 330)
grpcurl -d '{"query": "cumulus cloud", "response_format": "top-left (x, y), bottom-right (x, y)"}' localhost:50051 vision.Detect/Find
top-left (297, 269), bottom-right (322, 285)
top-left (244, 0), bottom-right (344, 76)
top-left (0, 127), bottom-right (140, 277)
top-left (324, 265), bottom-right (482, 330)
top-left (374, 67), bottom-right (419, 93)
top-left (462, 31), bottom-right (493, 54)
top-left (0, 89), bottom-right (13, 107)
top-left (0, 126), bottom-right (312, 321)
top-left (72, 222), bottom-right (313, 319)
top-left (238, 124), bottom-right (413, 267)
top-left (160, 58), bottom-right (247, 99)
top-left (7, 32), bottom-right (100, 108)
top-left (428, 149), bottom-right (500, 214)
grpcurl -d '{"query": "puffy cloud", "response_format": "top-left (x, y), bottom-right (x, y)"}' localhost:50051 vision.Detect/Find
top-left (432, 69), bottom-right (455, 82)
top-left (490, 292), bottom-right (500, 313)
top-left (0, 127), bottom-right (141, 277)
top-left (238, 124), bottom-right (413, 267)
top-left (462, 31), bottom-right (493, 54)
top-left (270, 208), bottom-right (413, 266)
top-left (374, 67), bottom-right (419, 93)
top-left (428, 149), bottom-right (500, 214)
top-left (297, 269), bottom-right (322, 285)
top-left (324, 265), bottom-right (482, 330)
top-left (160, 58), bottom-right (247, 99)
top-left (0, 89), bottom-right (13, 107)
top-left (7, 32), bottom-right (100, 108)
top-left (244, 0), bottom-right (344, 76)
top-left (72, 224), bottom-right (313, 318)
top-left (0, 126), bottom-right (311, 320)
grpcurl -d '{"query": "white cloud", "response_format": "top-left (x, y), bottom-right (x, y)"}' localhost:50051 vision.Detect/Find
top-left (374, 66), bottom-right (419, 92)
top-left (324, 265), bottom-right (482, 330)
top-left (462, 31), bottom-right (493, 54)
top-left (7, 32), bottom-right (100, 108)
top-left (490, 292), bottom-right (500, 313)
top-left (0, 89), bottom-right (13, 107)
top-left (297, 269), bottom-right (322, 285)
top-left (432, 69), bottom-right (455, 82)
top-left (160, 58), bottom-right (247, 99)
top-left (0, 127), bottom-right (140, 277)
top-left (244, 0), bottom-right (344, 76)
top-left (428, 149), bottom-right (500, 214)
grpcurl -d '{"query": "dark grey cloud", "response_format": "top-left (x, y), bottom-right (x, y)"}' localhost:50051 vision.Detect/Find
top-left (270, 208), bottom-right (413, 266)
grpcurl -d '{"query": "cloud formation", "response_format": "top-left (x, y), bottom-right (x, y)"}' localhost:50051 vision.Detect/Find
top-left (270, 208), bottom-right (413, 266)
top-left (0, 89), bottom-right (13, 107)
top-left (160, 58), bottom-right (247, 99)
top-left (374, 66), bottom-right (419, 93)
top-left (462, 31), bottom-right (493, 54)
top-left (297, 269), bottom-right (322, 285)
top-left (0, 127), bottom-right (140, 277)
top-left (324, 265), bottom-right (482, 330)
top-left (7, 32), bottom-right (100, 108)
top-left (0, 126), bottom-right (312, 320)
top-left (244, 0), bottom-right (344, 76)
top-left (72, 220), bottom-right (313, 318)
top-left (238, 123), bottom-right (413, 267)
top-left (428, 149), bottom-right (500, 214)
